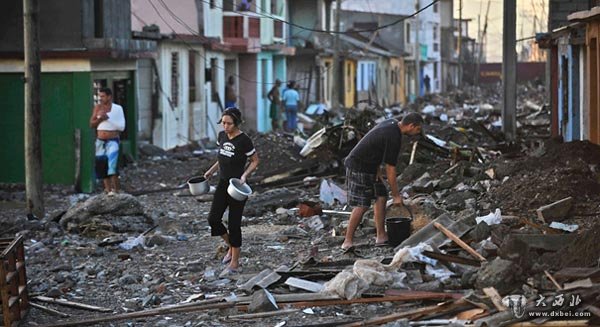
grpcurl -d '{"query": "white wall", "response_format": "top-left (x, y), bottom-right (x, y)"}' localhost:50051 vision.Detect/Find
top-left (135, 59), bottom-right (153, 141)
top-left (153, 43), bottom-right (189, 149)
top-left (203, 0), bottom-right (223, 38)
top-left (204, 51), bottom-right (226, 141)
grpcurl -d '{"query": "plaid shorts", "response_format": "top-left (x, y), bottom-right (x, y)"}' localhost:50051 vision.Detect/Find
top-left (346, 168), bottom-right (388, 207)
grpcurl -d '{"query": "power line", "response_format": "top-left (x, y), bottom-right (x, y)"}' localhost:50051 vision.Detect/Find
top-left (145, 0), bottom-right (330, 86)
top-left (197, 0), bottom-right (441, 34)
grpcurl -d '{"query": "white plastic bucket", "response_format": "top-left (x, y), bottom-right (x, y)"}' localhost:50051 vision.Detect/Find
top-left (227, 178), bottom-right (252, 201)
top-left (187, 176), bottom-right (209, 195)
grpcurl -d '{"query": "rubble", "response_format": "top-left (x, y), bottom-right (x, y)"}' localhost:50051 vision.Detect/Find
top-left (2, 82), bottom-right (600, 326)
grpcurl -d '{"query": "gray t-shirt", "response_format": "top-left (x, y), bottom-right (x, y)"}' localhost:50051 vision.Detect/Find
top-left (344, 119), bottom-right (402, 174)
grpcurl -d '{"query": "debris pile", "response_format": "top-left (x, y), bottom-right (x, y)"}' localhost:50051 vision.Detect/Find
top-left (2, 82), bottom-right (599, 326)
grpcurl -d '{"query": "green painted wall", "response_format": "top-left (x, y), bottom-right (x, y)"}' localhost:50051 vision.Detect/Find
top-left (0, 72), bottom-right (94, 192)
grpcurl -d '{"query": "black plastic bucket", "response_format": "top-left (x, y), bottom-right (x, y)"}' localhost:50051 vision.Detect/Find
top-left (386, 217), bottom-right (412, 246)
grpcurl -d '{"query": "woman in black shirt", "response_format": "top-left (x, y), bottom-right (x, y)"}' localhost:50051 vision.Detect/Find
top-left (203, 108), bottom-right (259, 276)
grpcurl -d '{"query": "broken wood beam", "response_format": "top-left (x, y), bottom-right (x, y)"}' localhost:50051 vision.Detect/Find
top-left (536, 196), bottom-right (573, 223)
top-left (33, 296), bottom-right (112, 312)
top-left (482, 287), bottom-right (507, 312)
top-left (29, 302), bottom-right (70, 318)
top-left (234, 292), bottom-right (340, 305)
top-left (422, 250), bottom-right (481, 267)
top-left (283, 294), bottom-right (464, 309)
top-left (338, 299), bottom-right (468, 326)
top-left (44, 301), bottom-right (234, 327)
top-left (409, 141), bottom-right (418, 165)
top-left (383, 290), bottom-right (464, 301)
top-left (433, 222), bottom-right (487, 262)
top-left (544, 270), bottom-right (563, 290)
top-left (554, 267), bottom-right (600, 283)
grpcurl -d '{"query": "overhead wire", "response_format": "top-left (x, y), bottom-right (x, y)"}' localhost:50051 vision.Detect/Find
top-left (197, 0), bottom-right (441, 34)
top-left (152, 0), bottom-right (325, 84)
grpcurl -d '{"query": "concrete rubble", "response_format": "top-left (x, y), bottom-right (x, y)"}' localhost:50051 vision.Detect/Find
top-left (1, 82), bottom-right (600, 326)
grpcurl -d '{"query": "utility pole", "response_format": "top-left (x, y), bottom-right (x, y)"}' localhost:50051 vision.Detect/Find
top-left (502, 0), bottom-right (517, 141)
top-left (475, 0), bottom-right (491, 85)
top-left (331, 0), bottom-right (342, 110)
top-left (414, 0), bottom-right (420, 98)
top-left (24, 0), bottom-right (44, 218)
top-left (457, 0), bottom-right (462, 87)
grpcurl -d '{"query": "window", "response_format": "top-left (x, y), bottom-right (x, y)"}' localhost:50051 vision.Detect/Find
top-left (434, 43), bottom-right (439, 52)
top-left (171, 52), bottom-right (179, 107)
top-left (433, 24), bottom-right (438, 40)
top-left (434, 62), bottom-right (438, 79)
top-left (433, 3), bottom-right (438, 13)
top-left (94, 0), bottom-right (104, 37)
top-left (405, 22), bottom-right (411, 43)
top-left (210, 0), bottom-right (215, 9)
top-left (347, 62), bottom-right (352, 90)
top-left (357, 61), bottom-right (376, 91)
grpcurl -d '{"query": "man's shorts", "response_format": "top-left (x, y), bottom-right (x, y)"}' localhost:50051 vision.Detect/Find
top-left (95, 138), bottom-right (120, 177)
top-left (346, 168), bottom-right (388, 207)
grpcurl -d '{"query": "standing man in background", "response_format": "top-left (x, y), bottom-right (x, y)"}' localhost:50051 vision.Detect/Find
top-left (282, 80), bottom-right (300, 132)
top-left (89, 87), bottom-right (126, 194)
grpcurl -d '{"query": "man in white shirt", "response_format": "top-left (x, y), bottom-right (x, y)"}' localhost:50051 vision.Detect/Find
top-left (89, 87), bottom-right (126, 194)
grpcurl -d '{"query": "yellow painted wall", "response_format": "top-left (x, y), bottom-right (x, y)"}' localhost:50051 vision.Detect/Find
top-left (344, 59), bottom-right (356, 108)
top-left (390, 57), bottom-right (406, 105)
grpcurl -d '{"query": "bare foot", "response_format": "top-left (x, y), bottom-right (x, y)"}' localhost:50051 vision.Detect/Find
top-left (341, 241), bottom-right (354, 251)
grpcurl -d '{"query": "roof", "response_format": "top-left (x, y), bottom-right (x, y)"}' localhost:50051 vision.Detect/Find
top-left (567, 6), bottom-right (600, 22)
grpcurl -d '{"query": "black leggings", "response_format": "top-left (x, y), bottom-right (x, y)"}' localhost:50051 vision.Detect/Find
top-left (207, 178), bottom-right (247, 247)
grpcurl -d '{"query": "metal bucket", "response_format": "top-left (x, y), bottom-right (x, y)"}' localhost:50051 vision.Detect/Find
top-left (187, 176), bottom-right (209, 195)
top-left (227, 178), bottom-right (252, 201)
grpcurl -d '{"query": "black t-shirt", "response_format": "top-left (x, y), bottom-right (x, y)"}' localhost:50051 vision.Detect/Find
top-left (344, 119), bottom-right (402, 174)
top-left (217, 131), bottom-right (255, 180)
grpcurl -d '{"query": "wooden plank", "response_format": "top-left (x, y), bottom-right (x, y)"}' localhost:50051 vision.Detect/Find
top-left (284, 295), bottom-right (463, 309)
top-left (482, 287), bottom-right (507, 311)
top-left (554, 267), bottom-right (600, 282)
top-left (338, 300), bottom-right (468, 327)
top-left (43, 301), bottom-right (234, 327)
top-left (33, 296), bottom-right (112, 313)
top-left (544, 270), bottom-right (563, 290)
top-left (422, 250), bottom-right (481, 267)
top-left (563, 278), bottom-right (593, 290)
top-left (433, 222), bottom-right (487, 261)
top-left (234, 292), bottom-right (339, 304)
top-left (383, 290), bottom-right (464, 300)
top-left (30, 302), bottom-right (70, 318)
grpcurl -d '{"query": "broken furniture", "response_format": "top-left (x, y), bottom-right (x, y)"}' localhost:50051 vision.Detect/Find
top-left (0, 236), bottom-right (29, 327)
